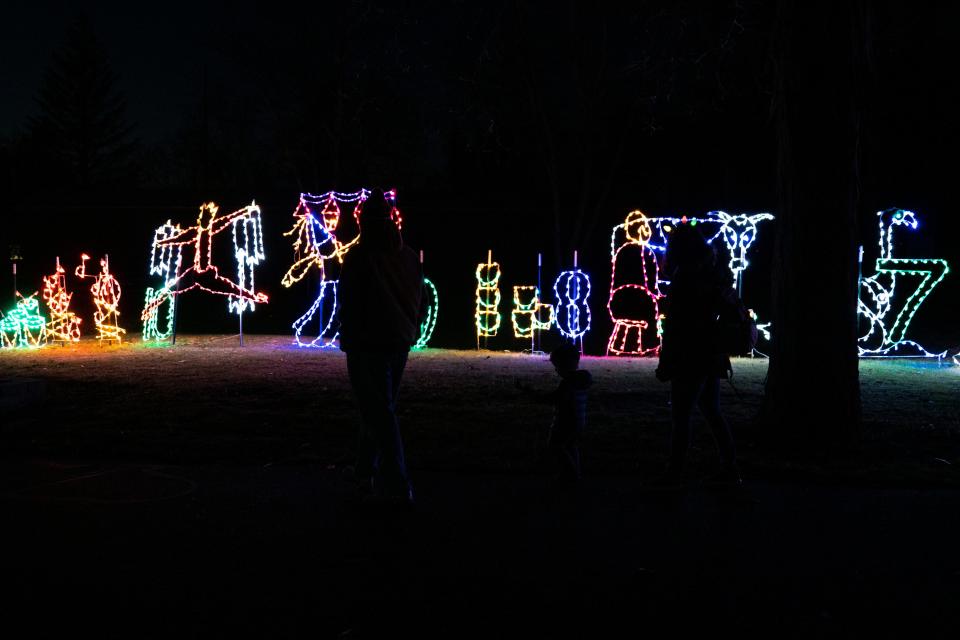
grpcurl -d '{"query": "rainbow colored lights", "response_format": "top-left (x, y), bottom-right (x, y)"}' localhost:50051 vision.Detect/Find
top-left (858, 209), bottom-right (950, 357)
top-left (141, 202), bottom-right (268, 334)
top-left (76, 254), bottom-right (125, 344)
top-left (0, 293), bottom-right (47, 349)
top-left (42, 257), bottom-right (82, 343)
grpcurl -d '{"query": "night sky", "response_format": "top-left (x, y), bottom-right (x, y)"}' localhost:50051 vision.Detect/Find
top-left (2, 1), bottom-right (957, 350)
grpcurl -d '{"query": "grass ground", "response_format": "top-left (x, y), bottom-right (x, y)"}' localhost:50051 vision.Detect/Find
top-left (2, 336), bottom-right (958, 485)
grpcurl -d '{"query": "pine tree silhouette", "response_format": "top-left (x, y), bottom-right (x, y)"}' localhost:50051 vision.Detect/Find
top-left (28, 14), bottom-right (138, 189)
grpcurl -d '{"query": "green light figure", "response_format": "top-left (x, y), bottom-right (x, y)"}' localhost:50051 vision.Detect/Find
top-left (0, 293), bottom-right (48, 349)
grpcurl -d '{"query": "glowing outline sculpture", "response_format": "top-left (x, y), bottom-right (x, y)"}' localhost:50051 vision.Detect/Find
top-left (607, 210), bottom-right (664, 356)
top-left (554, 254), bottom-right (591, 342)
top-left (0, 293), bottom-right (47, 349)
top-left (511, 285), bottom-right (555, 339)
top-left (42, 257), bottom-right (82, 343)
top-left (142, 221), bottom-right (183, 342)
top-left (475, 251), bottom-right (502, 341)
top-left (414, 277), bottom-right (439, 349)
top-left (140, 201), bottom-right (268, 333)
top-left (282, 190), bottom-right (367, 348)
top-left (858, 208), bottom-right (950, 357)
top-left (76, 254), bottom-right (125, 344)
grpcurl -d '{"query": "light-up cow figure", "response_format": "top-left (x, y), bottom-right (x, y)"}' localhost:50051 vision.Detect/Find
top-left (0, 293), bottom-right (47, 349)
top-left (140, 201), bottom-right (268, 329)
top-left (607, 210), bottom-right (663, 356)
top-left (281, 191), bottom-right (365, 348)
top-left (858, 208), bottom-right (950, 357)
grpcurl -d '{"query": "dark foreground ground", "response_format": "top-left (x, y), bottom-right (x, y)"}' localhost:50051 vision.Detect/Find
top-left (2, 337), bottom-right (959, 637)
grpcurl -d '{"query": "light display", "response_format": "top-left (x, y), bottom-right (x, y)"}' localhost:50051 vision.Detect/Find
top-left (42, 257), bottom-right (82, 343)
top-left (858, 208), bottom-right (950, 357)
top-left (511, 285), bottom-right (555, 339)
top-left (140, 202), bottom-right (268, 334)
top-left (282, 191), bottom-right (366, 348)
top-left (0, 293), bottom-right (47, 349)
top-left (142, 221), bottom-right (183, 342)
top-left (704, 211), bottom-right (775, 291)
top-left (553, 253), bottom-right (591, 341)
top-left (607, 210), bottom-right (663, 356)
top-left (475, 251), bottom-right (502, 341)
top-left (414, 277), bottom-right (439, 349)
top-left (76, 254), bottom-right (125, 344)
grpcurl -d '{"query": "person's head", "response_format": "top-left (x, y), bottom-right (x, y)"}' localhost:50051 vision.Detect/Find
top-left (360, 188), bottom-right (390, 228)
top-left (358, 188), bottom-right (402, 250)
top-left (664, 222), bottom-right (714, 276)
top-left (549, 343), bottom-right (581, 376)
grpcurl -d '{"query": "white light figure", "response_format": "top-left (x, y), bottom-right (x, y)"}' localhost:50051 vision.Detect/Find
top-left (607, 210), bottom-right (663, 356)
top-left (554, 251), bottom-right (591, 343)
top-left (282, 190), bottom-right (366, 348)
top-left (143, 221), bottom-right (183, 342)
top-left (858, 208), bottom-right (950, 357)
top-left (140, 202), bottom-right (268, 334)
top-left (705, 211), bottom-right (775, 292)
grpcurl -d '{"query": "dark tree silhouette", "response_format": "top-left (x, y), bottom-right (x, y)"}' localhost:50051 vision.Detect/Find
top-left (28, 15), bottom-right (138, 189)
top-left (761, 0), bottom-right (869, 445)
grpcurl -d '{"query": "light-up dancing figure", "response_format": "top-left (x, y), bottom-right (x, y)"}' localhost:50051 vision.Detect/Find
top-left (140, 202), bottom-right (268, 328)
top-left (858, 208), bottom-right (950, 357)
top-left (76, 254), bottom-right (125, 344)
top-left (42, 257), bottom-right (82, 343)
top-left (607, 210), bottom-right (663, 356)
top-left (282, 190), bottom-right (366, 348)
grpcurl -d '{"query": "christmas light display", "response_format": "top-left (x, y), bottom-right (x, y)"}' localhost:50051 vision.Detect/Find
top-left (511, 285), bottom-right (555, 339)
top-left (140, 202), bottom-right (268, 334)
top-left (42, 257), bottom-right (81, 343)
top-left (703, 211), bottom-right (775, 291)
top-left (142, 221), bottom-right (183, 342)
top-left (858, 208), bottom-right (950, 357)
top-left (0, 293), bottom-right (47, 349)
top-left (282, 191), bottom-right (366, 348)
top-left (76, 254), bottom-right (125, 344)
top-left (414, 278), bottom-right (439, 349)
top-left (476, 251), bottom-right (502, 341)
top-left (607, 210), bottom-right (664, 356)
top-left (553, 253), bottom-right (591, 341)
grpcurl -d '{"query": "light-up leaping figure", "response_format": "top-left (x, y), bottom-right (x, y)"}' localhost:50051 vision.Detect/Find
top-left (140, 201), bottom-right (268, 328)
top-left (858, 208), bottom-right (950, 357)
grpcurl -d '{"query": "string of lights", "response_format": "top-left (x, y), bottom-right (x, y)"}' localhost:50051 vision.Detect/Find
top-left (475, 253), bottom-right (502, 339)
top-left (142, 221), bottom-right (183, 342)
top-left (554, 263), bottom-right (591, 341)
top-left (76, 254), bottom-right (125, 344)
top-left (42, 257), bottom-right (81, 343)
top-left (0, 293), bottom-right (47, 349)
top-left (511, 285), bottom-right (555, 339)
top-left (607, 210), bottom-right (663, 356)
top-left (414, 278), bottom-right (439, 349)
top-left (858, 209), bottom-right (950, 358)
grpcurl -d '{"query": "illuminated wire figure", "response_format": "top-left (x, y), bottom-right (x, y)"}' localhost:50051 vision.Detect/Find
top-left (858, 208), bottom-right (950, 357)
top-left (704, 211), bottom-right (775, 291)
top-left (0, 293), bottom-right (47, 349)
top-left (414, 277), bottom-right (440, 349)
top-left (142, 221), bottom-right (183, 342)
top-left (42, 257), bottom-right (82, 343)
top-left (607, 211), bottom-right (663, 356)
top-left (76, 254), bottom-right (125, 344)
top-left (282, 191), bottom-right (366, 348)
top-left (475, 251), bottom-right (502, 345)
top-left (554, 253), bottom-right (591, 343)
top-left (511, 285), bottom-right (554, 339)
top-left (140, 202), bottom-right (268, 332)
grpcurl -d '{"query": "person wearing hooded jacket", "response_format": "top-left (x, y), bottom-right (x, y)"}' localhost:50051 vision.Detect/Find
top-left (338, 188), bottom-right (424, 504)
top-left (653, 223), bottom-right (741, 486)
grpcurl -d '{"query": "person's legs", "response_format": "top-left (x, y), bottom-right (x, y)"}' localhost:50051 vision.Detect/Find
top-left (378, 351), bottom-right (411, 497)
top-left (668, 375), bottom-right (704, 474)
top-left (346, 351), bottom-right (380, 486)
top-left (697, 377), bottom-right (737, 469)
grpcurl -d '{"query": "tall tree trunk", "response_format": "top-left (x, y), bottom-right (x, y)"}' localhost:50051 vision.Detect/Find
top-left (762, 0), bottom-right (868, 446)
